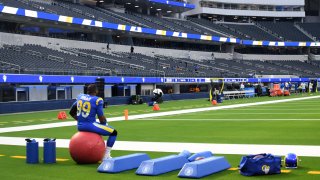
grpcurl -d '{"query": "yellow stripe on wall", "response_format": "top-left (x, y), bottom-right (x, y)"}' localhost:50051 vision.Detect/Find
top-left (118, 25), bottom-right (126, 30)
top-left (66, 17), bottom-right (73, 23)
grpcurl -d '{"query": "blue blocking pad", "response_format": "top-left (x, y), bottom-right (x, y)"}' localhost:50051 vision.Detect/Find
top-left (98, 153), bottom-right (150, 173)
top-left (178, 156), bottom-right (231, 178)
top-left (188, 151), bottom-right (213, 162)
top-left (179, 150), bottom-right (191, 158)
top-left (136, 154), bottom-right (189, 176)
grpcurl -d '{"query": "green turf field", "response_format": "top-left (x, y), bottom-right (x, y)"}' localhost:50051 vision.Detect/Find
top-left (0, 93), bottom-right (316, 128)
top-left (0, 93), bottom-right (320, 179)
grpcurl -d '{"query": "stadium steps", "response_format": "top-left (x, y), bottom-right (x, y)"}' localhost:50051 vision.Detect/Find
top-left (257, 22), bottom-right (313, 41)
top-left (92, 7), bottom-right (151, 28)
top-left (163, 17), bottom-right (220, 36)
top-left (51, 1), bottom-right (133, 26)
top-left (296, 23), bottom-right (320, 41)
top-left (254, 22), bottom-right (284, 41)
top-left (188, 18), bottom-right (238, 38)
top-left (187, 21), bottom-right (231, 37)
top-left (216, 23), bottom-right (251, 39)
top-left (224, 22), bottom-right (281, 41)
top-left (130, 13), bottom-right (196, 33)
top-left (253, 22), bottom-right (281, 41)
top-left (294, 23), bottom-right (318, 41)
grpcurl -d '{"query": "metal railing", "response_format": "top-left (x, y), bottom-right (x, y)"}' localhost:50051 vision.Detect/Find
top-left (26, 50), bottom-right (42, 57)
top-left (61, 47), bottom-right (145, 70)
top-left (70, 60), bottom-right (87, 68)
top-left (48, 55), bottom-right (64, 63)
top-left (93, 66), bottom-right (111, 74)
top-left (0, 60), bottom-right (21, 73)
top-left (21, 67), bottom-right (107, 76)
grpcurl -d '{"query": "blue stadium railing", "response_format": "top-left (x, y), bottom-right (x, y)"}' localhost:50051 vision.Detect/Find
top-left (0, 74), bottom-right (315, 84)
top-left (0, 4), bottom-right (319, 47)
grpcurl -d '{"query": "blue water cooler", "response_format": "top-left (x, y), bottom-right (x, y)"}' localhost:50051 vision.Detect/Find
top-left (43, 138), bottom-right (56, 164)
top-left (25, 139), bottom-right (39, 164)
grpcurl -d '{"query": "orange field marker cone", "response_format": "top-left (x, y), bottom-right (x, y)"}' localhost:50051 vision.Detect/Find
top-left (124, 109), bottom-right (129, 120)
top-left (211, 100), bottom-right (217, 105)
top-left (153, 104), bottom-right (160, 111)
top-left (57, 111), bottom-right (67, 120)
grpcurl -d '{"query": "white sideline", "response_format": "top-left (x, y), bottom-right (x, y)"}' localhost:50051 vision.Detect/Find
top-left (0, 136), bottom-right (320, 157)
top-left (0, 95), bottom-right (320, 133)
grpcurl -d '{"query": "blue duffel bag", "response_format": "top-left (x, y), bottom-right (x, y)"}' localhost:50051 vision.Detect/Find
top-left (239, 153), bottom-right (281, 176)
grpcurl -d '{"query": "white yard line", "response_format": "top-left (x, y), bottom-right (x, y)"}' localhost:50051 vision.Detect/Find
top-left (137, 119), bottom-right (320, 121)
top-left (0, 136), bottom-right (319, 157)
top-left (0, 95), bottom-right (320, 134)
top-left (219, 109), bottom-right (320, 111)
top-left (184, 113), bottom-right (320, 115)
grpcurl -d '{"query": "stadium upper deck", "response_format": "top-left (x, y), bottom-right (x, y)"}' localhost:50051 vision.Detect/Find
top-left (0, 0), bottom-right (319, 47)
top-left (184, 0), bottom-right (305, 22)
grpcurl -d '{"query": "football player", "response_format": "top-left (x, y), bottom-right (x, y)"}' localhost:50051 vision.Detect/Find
top-left (69, 84), bottom-right (117, 159)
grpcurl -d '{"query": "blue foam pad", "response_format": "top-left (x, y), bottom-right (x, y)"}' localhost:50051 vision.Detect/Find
top-left (178, 156), bottom-right (231, 178)
top-left (188, 151), bottom-right (213, 162)
top-left (97, 153), bottom-right (150, 173)
top-left (179, 150), bottom-right (191, 159)
top-left (136, 155), bottom-right (189, 176)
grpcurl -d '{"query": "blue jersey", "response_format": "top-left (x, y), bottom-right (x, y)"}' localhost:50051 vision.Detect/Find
top-left (75, 94), bottom-right (104, 123)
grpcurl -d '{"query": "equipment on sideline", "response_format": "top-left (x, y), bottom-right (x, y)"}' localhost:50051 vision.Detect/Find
top-left (284, 153), bottom-right (298, 168)
top-left (69, 132), bottom-right (106, 164)
top-left (57, 111), bottom-right (67, 120)
top-left (43, 138), bottom-right (56, 164)
top-left (152, 104), bottom-right (160, 111)
top-left (187, 151), bottom-right (213, 162)
top-left (284, 90), bottom-right (290, 96)
top-left (25, 139), bottom-right (39, 164)
top-left (152, 88), bottom-right (163, 104)
top-left (136, 152), bottom-right (189, 176)
top-left (211, 100), bottom-right (217, 105)
top-left (178, 156), bottom-right (231, 178)
top-left (209, 78), bottom-right (224, 103)
top-left (239, 153), bottom-right (281, 176)
top-left (98, 153), bottom-right (150, 173)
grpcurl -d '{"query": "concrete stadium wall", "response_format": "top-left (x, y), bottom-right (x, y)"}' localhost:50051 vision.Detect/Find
top-left (0, 92), bottom-right (208, 114)
top-left (234, 52), bottom-right (308, 61)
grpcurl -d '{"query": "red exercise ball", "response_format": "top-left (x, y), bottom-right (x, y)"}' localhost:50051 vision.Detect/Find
top-left (69, 131), bottom-right (106, 164)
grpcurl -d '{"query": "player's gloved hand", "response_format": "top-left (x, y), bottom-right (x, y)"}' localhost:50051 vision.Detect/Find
top-left (101, 119), bottom-right (108, 126)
